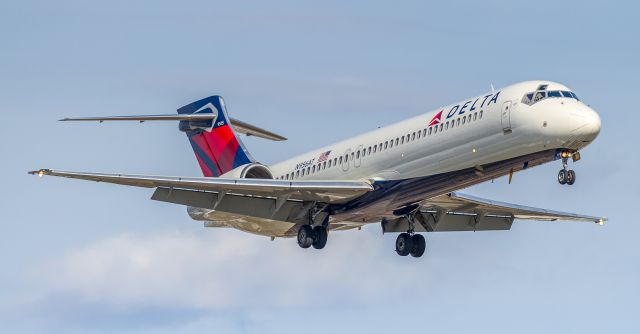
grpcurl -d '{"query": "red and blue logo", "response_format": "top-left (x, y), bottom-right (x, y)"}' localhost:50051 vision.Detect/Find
top-left (428, 110), bottom-right (443, 126)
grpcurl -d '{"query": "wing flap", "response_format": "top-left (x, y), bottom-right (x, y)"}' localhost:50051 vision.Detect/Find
top-left (28, 169), bottom-right (372, 203)
top-left (382, 191), bottom-right (606, 233)
top-left (433, 192), bottom-right (606, 224)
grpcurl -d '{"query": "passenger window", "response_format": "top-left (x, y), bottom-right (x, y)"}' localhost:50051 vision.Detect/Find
top-left (328, 160), bottom-right (332, 168)
top-left (312, 165), bottom-right (316, 173)
top-left (350, 152), bottom-right (354, 161)
top-left (390, 140), bottom-right (394, 148)
top-left (384, 141), bottom-right (388, 149)
top-left (439, 124), bottom-right (443, 132)
top-left (339, 156), bottom-right (343, 164)
top-left (462, 117), bottom-right (466, 124)
top-left (307, 167), bottom-right (311, 175)
top-left (428, 127), bottom-right (432, 135)
top-left (417, 131), bottom-right (421, 139)
top-left (473, 112), bottom-right (477, 121)
top-left (395, 138), bottom-right (399, 146)
top-left (296, 171), bottom-right (300, 177)
top-left (412, 132), bottom-right (415, 140)
top-left (434, 126), bottom-right (438, 133)
top-left (401, 136), bottom-right (405, 144)
top-left (467, 115), bottom-right (471, 123)
top-left (445, 122), bottom-right (449, 130)
top-left (301, 169), bottom-right (305, 176)
top-left (479, 110), bottom-right (483, 119)
top-left (323, 161), bottom-right (327, 169)
top-left (356, 151), bottom-right (360, 159)
top-left (373, 145), bottom-right (377, 153)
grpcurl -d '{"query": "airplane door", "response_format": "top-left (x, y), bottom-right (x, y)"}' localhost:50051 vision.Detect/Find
top-left (354, 145), bottom-right (363, 168)
top-left (501, 101), bottom-right (512, 134)
top-left (341, 149), bottom-right (351, 172)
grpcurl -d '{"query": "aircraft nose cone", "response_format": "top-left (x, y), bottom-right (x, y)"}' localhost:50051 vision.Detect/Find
top-left (570, 107), bottom-right (601, 142)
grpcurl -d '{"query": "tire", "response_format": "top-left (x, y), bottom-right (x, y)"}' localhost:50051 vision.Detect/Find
top-left (566, 170), bottom-right (576, 185)
top-left (410, 234), bottom-right (426, 258)
top-left (395, 233), bottom-right (413, 256)
top-left (297, 225), bottom-right (314, 249)
top-left (558, 169), bottom-right (567, 185)
top-left (312, 226), bottom-right (328, 249)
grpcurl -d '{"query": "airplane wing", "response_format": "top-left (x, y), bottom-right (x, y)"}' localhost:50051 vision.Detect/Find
top-left (28, 169), bottom-right (372, 204)
top-left (382, 191), bottom-right (606, 233)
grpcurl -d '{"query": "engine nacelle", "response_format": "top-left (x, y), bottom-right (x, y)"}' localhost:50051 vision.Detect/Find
top-left (219, 162), bottom-right (273, 179)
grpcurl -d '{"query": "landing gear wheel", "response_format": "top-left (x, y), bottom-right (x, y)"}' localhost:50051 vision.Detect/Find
top-left (566, 170), bottom-right (576, 185)
top-left (312, 226), bottom-right (328, 249)
top-left (297, 225), bottom-right (314, 249)
top-left (410, 234), bottom-right (426, 258)
top-left (395, 233), bottom-right (414, 256)
top-left (558, 169), bottom-right (567, 185)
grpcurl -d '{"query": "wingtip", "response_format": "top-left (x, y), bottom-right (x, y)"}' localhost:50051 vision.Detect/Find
top-left (28, 169), bottom-right (51, 177)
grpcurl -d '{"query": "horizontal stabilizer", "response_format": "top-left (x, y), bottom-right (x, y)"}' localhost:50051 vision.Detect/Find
top-left (60, 114), bottom-right (287, 141)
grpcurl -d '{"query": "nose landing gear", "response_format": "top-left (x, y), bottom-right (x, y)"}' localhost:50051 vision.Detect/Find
top-left (558, 151), bottom-right (577, 185)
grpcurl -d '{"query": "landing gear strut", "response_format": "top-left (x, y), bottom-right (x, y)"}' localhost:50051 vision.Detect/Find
top-left (394, 210), bottom-right (427, 258)
top-left (558, 152), bottom-right (576, 185)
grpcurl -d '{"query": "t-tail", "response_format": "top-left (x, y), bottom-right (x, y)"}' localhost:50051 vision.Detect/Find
top-left (59, 95), bottom-right (286, 177)
top-left (178, 96), bottom-right (254, 176)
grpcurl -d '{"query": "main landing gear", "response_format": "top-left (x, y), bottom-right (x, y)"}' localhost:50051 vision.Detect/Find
top-left (394, 209), bottom-right (427, 258)
top-left (297, 208), bottom-right (329, 250)
top-left (297, 225), bottom-right (328, 249)
top-left (395, 233), bottom-right (426, 257)
top-left (558, 151), bottom-right (579, 185)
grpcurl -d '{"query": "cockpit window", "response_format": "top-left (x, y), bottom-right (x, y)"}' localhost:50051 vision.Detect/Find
top-left (561, 91), bottom-right (579, 100)
top-left (522, 89), bottom-right (580, 105)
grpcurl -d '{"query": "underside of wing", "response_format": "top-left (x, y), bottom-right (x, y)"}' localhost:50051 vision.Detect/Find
top-left (382, 192), bottom-right (606, 233)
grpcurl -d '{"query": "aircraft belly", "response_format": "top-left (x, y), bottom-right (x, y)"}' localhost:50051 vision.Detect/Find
top-left (332, 148), bottom-right (560, 219)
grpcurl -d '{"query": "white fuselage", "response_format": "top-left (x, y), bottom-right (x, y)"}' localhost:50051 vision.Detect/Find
top-left (269, 81), bottom-right (601, 185)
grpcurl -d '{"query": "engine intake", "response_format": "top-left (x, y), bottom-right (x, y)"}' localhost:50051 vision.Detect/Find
top-left (219, 163), bottom-right (273, 179)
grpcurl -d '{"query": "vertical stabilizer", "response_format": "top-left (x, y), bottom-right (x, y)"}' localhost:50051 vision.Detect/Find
top-left (177, 96), bottom-right (255, 177)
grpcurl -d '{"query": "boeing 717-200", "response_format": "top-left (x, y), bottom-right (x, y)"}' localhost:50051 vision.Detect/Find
top-left (30, 81), bottom-right (605, 258)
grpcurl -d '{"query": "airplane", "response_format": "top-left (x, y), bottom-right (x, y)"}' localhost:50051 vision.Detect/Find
top-left (30, 80), bottom-right (606, 258)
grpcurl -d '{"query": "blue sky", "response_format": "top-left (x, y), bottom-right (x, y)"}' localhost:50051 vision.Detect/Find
top-left (1, 0), bottom-right (639, 333)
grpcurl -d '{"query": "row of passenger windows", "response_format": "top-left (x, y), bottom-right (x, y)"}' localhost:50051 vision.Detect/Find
top-left (276, 110), bottom-right (484, 180)
top-left (522, 90), bottom-right (580, 106)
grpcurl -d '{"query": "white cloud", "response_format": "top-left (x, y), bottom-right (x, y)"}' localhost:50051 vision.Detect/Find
top-left (28, 228), bottom-right (418, 312)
